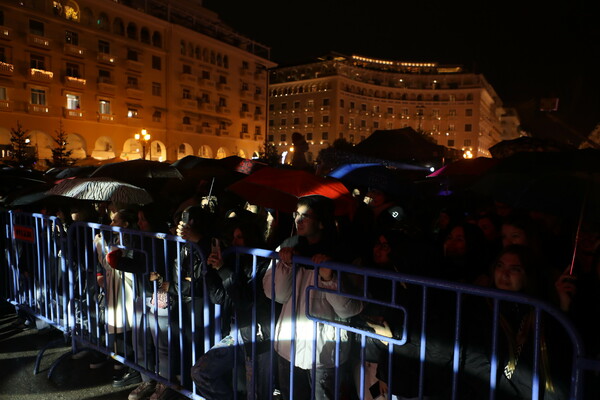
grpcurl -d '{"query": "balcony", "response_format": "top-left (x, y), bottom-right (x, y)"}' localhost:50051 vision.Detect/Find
top-left (240, 89), bottom-right (252, 98)
top-left (96, 79), bottom-right (116, 94)
top-left (126, 59), bottom-right (143, 72)
top-left (126, 86), bottom-right (144, 99)
top-left (216, 106), bottom-right (230, 114)
top-left (254, 93), bottom-right (265, 102)
top-left (179, 98), bottom-right (197, 109)
top-left (240, 132), bottom-right (251, 139)
top-left (64, 76), bottom-right (86, 89)
top-left (64, 43), bottom-right (85, 58)
top-left (30, 68), bottom-right (54, 82)
top-left (179, 123), bottom-right (195, 132)
top-left (216, 129), bottom-right (229, 136)
top-left (255, 134), bottom-right (265, 142)
top-left (97, 52), bottom-right (117, 65)
top-left (63, 108), bottom-right (84, 119)
top-left (28, 104), bottom-right (50, 114)
top-left (240, 111), bottom-right (252, 119)
top-left (239, 67), bottom-right (251, 76)
top-left (0, 99), bottom-right (12, 111)
top-left (253, 113), bottom-right (263, 121)
top-left (98, 113), bottom-right (115, 122)
top-left (200, 126), bottom-right (214, 135)
top-left (216, 82), bottom-right (231, 91)
top-left (199, 102), bottom-right (215, 113)
top-left (0, 61), bottom-right (14, 76)
top-left (0, 26), bottom-right (12, 40)
top-left (27, 34), bottom-right (51, 49)
top-left (180, 73), bottom-right (197, 84)
top-left (199, 79), bottom-right (215, 88)
top-left (254, 70), bottom-right (266, 80)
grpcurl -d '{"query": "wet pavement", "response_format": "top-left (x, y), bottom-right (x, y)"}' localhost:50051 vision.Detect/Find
top-left (0, 300), bottom-right (144, 400)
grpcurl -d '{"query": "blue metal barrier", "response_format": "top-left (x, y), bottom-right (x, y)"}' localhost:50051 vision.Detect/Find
top-left (3, 210), bottom-right (599, 399)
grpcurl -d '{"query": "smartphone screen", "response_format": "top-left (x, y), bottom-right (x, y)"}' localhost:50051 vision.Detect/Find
top-left (211, 238), bottom-right (221, 256)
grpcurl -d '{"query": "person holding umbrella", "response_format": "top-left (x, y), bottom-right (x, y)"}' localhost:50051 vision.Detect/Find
top-left (263, 195), bottom-right (363, 400)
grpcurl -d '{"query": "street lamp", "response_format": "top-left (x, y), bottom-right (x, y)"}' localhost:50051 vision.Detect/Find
top-left (134, 129), bottom-right (151, 160)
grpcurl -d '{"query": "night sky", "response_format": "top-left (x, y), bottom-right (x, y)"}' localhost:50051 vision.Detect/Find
top-left (203, 1), bottom-right (600, 145)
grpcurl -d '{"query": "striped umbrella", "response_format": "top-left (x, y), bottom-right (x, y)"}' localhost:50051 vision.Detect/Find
top-left (46, 177), bottom-right (153, 205)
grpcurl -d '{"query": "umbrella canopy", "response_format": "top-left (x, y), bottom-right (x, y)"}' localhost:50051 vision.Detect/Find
top-left (45, 165), bottom-right (97, 182)
top-left (427, 157), bottom-right (500, 178)
top-left (351, 127), bottom-right (447, 164)
top-left (46, 177), bottom-right (153, 205)
top-left (227, 166), bottom-right (356, 216)
top-left (218, 155), bottom-right (267, 175)
top-left (91, 159), bottom-right (183, 181)
top-left (489, 136), bottom-right (574, 159)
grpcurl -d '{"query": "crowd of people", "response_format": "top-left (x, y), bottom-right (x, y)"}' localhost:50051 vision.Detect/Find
top-left (4, 163), bottom-right (600, 400)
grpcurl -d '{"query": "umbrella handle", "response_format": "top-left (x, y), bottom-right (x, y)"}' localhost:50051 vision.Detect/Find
top-left (569, 184), bottom-right (590, 276)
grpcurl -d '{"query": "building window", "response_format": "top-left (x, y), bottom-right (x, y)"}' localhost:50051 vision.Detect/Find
top-left (65, 30), bottom-right (79, 45)
top-left (374, 121), bottom-right (379, 129)
top-left (322, 98), bottom-right (330, 106)
top-left (269, 119), bottom-right (274, 127)
top-left (294, 101), bottom-right (300, 109)
top-left (340, 99), bottom-right (344, 108)
top-left (464, 139), bottom-right (472, 146)
top-left (307, 116), bottom-right (313, 124)
top-left (322, 115), bottom-right (329, 124)
top-left (65, 62), bottom-right (81, 78)
top-left (242, 82), bottom-right (249, 91)
top-left (269, 103), bottom-right (274, 111)
top-left (29, 20), bottom-right (44, 36)
top-left (0, 47), bottom-right (6, 63)
top-left (242, 123), bottom-right (248, 133)
top-left (31, 88), bottom-right (46, 105)
top-left (30, 54), bottom-right (46, 70)
top-left (281, 102), bottom-right (287, 110)
top-left (465, 109), bottom-right (473, 116)
top-left (432, 109), bottom-right (440, 118)
top-left (280, 134), bottom-right (286, 142)
top-left (98, 40), bottom-right (110, 54)
top-left (152, 111), bottom-right (161, 122)
top-left (386, 122), bottom-right (393, 129)
top-left (448, 109), bottom-right (456, 117)
top-left (152, 56), bottom-right (161, 70)
top-left (255, 126), bottom-right (261, 135)
top-left (465, 124), bottom-right (472, 132)
top-left (127, 76), bottom-right (139, 88)
top-left (387, 107), bottom-right (394, 114)
top-left (401, 108), bottom-right (409, 116)
top-left (183, 116), bottom-right (191, 125)
top-left (448, 139), bottom-right (455, 147)
top-left (361, 103), bottom-right (367, 111)
top-left (449, 94), bottom-right (456, 102)
top-left (127, 108), bottom-right (139, 118)
top-left (66, 93), bottom-right (80, 109)
top-left (268, 134), bottom-right (274, 142)
top-left (280, 118), bottom-right (286, 126)
top-left (99, 99), bottom-right (111, 114)
top-left (183, 64), bottom-right (192, 74)
top-left (291, 117), bottom-right (298, 126)
top-left (350, 101), bottom-right (355, 109)
top-left (201, 70), bottom-right (210, 80)
top-left (127, 49), bottom-right (138, 61)
top-left (448, 124), bottom-right (455, 131)
top-left (339, 116), bottom-right (344, 124)
top-left (322, 132), bottom-right (329, 140)
top-left (98, 69), bottom-right (111, 83)
top-left (0, 87), bottom-right (7, 101)
top-left (306, 132), bottom-right (313, 140)
top-left (182, 88), bottom-right (191, 99)
top-left (307, 99), bottom-right (314, 108)
top-left (242, 61), bottom-right (249, 69)
top-left (152, 82), bottom-right (161, 96)
top-left (241, 103), bottom-right (249, 112)
top-left (255, 106), bottom-right (262, 115)
top-left (218, 97), bottom-right (227, 107)
top-left (218, 75), bottom-right (227, 84)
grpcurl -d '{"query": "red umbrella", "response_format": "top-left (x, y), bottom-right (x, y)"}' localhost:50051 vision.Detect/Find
top-left (427, 157), bottom-right (499, 178)
top-left (226, 167), bottom-right (356, 216)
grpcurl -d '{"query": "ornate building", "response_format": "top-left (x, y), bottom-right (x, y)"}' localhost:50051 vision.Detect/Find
top-left (268, 54), bottom-right (507, 163)
top-left (0, 0), bottom-right (275, 165)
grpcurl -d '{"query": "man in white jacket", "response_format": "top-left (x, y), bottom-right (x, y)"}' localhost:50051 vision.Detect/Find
top-left (263, 195), bottom-right (363, 400)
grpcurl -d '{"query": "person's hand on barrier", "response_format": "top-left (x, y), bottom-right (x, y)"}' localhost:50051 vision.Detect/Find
top-left (367, 319), bottom-right (393, 345)
top-left (278, 247), bottom-right (294, 264)
top-left (312, 254), bottom-right (333, 282)
top-left (176, 220), bottom-right (201, 243)
top-left (555, 266), bottom-right (577, 312)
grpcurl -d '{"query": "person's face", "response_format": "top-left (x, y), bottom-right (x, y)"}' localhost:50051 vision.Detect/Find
top-left (444, 226), bottom-right (467, 257)
top-left (110, 212), bottom-right (128, 228)
top-left (478, 217), bottom-right (498, 242)
top-left (494, 252), bottom-right (527, 292)
top-left (501, 224), bottom-right (528, 247)
top-left (294, 204), bottom-right (321, 239)
top-left (373, 235), bottom-right (391, 265)
top-left (231, 227), bottom-right (245, 247)
top-left (137, 211), bottom-right (150, 232)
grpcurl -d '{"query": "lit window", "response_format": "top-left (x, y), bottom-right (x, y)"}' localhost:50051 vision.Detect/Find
top-left (66, 93), bottom-right (80, 110)
top-left (99, 99), bottom-right (111, 114)
top-left (31, 88), bottom-right (46, 105)
top-left (127, 108), bottom-right (138, 118)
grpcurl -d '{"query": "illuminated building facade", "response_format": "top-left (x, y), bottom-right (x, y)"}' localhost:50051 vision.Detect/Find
top-left (0, 0), bottom-right (275, 165)
top-left (268, 54), bottom-right (506, 163)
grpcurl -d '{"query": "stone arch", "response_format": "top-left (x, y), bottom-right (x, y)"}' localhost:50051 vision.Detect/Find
top-left (199, 145), bottom-right (213, 158)
top-left (92, 135), bottom-right (115, 159)
top-left (177, 143), bottom-right (193, 159)
top-left (126, 22), bottom-right (138, 40)
top-left (152, 31), bottom-right (162, 48)
top-left (28, 130), bottom-right (54, 161)
top-left (97, 12), bottom-right (110, 31)
top-left (122, 137), bottom-right (141, 159)
top-left (215, 147), bottom-right (228, 159)
top-left (66, 133), bottom-right (87, 159)
top-left (149, 140), bottom-right (166, 161)
top-left (140, 27), bottom-right (150, 44)
top-left (113, 17), bottom-right (124, 35)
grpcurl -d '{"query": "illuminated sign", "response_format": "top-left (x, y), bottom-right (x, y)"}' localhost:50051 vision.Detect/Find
top-left (13, 225), bottom-right (34, 243)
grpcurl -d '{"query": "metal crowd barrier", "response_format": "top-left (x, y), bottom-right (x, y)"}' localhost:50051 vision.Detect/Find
top-left (3, 210), bottom-right (600, 399)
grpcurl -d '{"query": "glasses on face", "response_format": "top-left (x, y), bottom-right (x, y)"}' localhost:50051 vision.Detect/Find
top-left (293, 211), bottom-right (315, 221)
